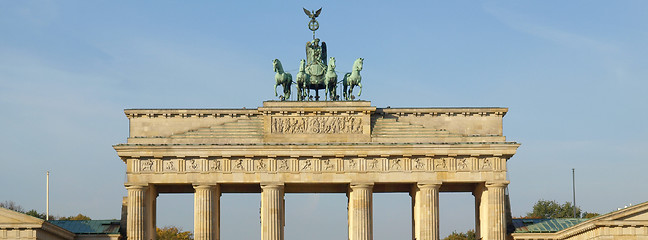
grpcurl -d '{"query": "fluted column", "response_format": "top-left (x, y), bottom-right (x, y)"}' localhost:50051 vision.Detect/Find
top-left (194, 185), bottom-right (220, 240)
top-left (486, 182), bottom-right (508, 240)
top-left (412, 182), bottom-right (441, 240)
top-left (473, 184), bottom-right (485, 240)
top-left (127, 185), bottom-right (147, 240)
top-left (146, 185), bottom-right (158, 240)
top-left (348, 183), bottom-right (373, 240)
top-left (261, 183), bottom-right (284, 240)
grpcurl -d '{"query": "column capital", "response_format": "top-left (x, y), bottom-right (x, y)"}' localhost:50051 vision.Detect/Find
top-left (416, 181), bottom-right (442, 189)
top-left (350, 182), bottom-right (374, 189)
top-left (485, 181), bottom-right (509, 188)
top-left (260, 182), bottom-right (285, 189)
top-left (125, 184), bottom-right (148, 190)
top-left (193, 184), bottom-right (217, 190)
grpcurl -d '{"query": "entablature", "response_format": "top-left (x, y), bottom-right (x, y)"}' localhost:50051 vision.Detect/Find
top-left (114, 142), bottom-right (519, 161)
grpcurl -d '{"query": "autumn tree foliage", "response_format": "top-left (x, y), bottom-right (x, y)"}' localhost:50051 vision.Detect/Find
top-left (156, 226), bottom-right (193, 240)
top-left (443, 229), bottom-right (476, 240)
top-left (59, 214), bottom-right (92, 220)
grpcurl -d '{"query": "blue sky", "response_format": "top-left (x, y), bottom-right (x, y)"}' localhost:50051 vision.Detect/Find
top-left (1, 1), bottom-right (647, 239)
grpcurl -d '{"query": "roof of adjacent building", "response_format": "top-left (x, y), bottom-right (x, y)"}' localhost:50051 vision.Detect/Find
top-left (513, 218), bottom-right (589, 233)
top-left (49, 220), bottom-right (121, 234)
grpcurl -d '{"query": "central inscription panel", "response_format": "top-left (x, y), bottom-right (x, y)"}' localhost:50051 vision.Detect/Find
top-left (271, 116), bottom-right (363, 134)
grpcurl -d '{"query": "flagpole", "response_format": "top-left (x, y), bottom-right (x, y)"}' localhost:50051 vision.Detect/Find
top-left (572, 168), bottom-right (576, 218)
top-left (46, 171), bottom-right (49, 221)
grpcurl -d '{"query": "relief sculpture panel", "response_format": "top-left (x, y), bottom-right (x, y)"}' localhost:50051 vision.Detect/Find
top-left (135, 156), bottom-right (501, 174)
top-left (271, 116), bottom-right (363, 134)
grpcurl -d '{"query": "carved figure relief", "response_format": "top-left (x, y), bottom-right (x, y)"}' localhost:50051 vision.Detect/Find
top-left (164, 161), bottom-right (176, 171)
top-left (301, 160), bottom-right (312, 171)
top-left (187, 159), bottom-right (200, 171)
top-left (414, 158), bottom-right (425, 170)
top-left (210, 160), bottom-right (222, 171)
top-left (271, 116), bottom-right (363, 134)
top-left (278, 159), bottom-right (290, 171)
top-left (368, 159), bottom-right (379, 170)
top-left (457, 159), bottom-right (468, 170)
top-left (323, 159), bottom-right (335, 170)
top-left (235, 159), bottom-right (245, 170)
top-left (390, 159), bottom-right (402, 170)
top-left (256, 159), bottom-right (267, 171)
top-left (348, 159), bottom-right (357, 168)
top-left (435, 159), bottom-right (447, 170)
top-left (481, 158), bottom-right (492, 170)
top-left (141, 159), bottom-right (154, 171)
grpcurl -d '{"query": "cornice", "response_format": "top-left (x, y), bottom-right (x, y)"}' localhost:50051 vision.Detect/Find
top-left (376, 107), bottom-right (508, 117)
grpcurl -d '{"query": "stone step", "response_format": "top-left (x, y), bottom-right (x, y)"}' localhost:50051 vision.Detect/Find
top-left (173, 118), bottom-right (263, 138)
top-left (174, 135), bottom-right (262, 138)
top-left (189, 128), bottom-right (261, 133)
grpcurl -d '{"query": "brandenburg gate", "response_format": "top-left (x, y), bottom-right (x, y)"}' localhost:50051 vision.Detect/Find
top-left (113, 101), bottom-right (519, 240)
top-left (114, 8), bottom-right (519, 240)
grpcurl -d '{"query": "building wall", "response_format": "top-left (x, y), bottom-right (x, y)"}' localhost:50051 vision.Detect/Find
top-left (513, 225), bottom-right (648, 240)
top-left (0, 228), bottom-right (37, 240)
top-left (0, 228), bottom-right (73, 240)
top-left (76, 234), bottom-right (121, 240)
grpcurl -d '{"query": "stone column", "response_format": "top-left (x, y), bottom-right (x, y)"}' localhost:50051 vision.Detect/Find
top-left (472, 184), bottom-right (485, 240)
top-left (486, 182), bottom-right (508, 240)
top-left (146, 185), bottom-right (158, 240)
top-left (127, 185), bottom-right (147, 240)
top-left (411, 182), bottom-right (441, 240)
top-left (194, 185), bottom-right (220, 240)
top-left (261, 183), bottom-right (284, 240)
top-left (348, 183), bottom-right (373, 240)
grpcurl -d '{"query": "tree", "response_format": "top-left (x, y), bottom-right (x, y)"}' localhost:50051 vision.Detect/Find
top-left (25, 210), bottom-right (47, 219)
top-left (156, 226), bottom-right (193, 240)
top-left (443, 229), bottom-right (476, 240)
top-left (527, 200), bottom-right (587, 218)
top-left (0, 201), bottom-right (24, 212)
top-left (1, 200), bottom-right (91, 220)
top-left (59, 214), bottom-right (91, 220)
top-left (582, 212), bottom-right (600, 218)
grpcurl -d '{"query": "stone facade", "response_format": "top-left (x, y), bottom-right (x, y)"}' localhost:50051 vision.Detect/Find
top-left (0, 208), bottom-right (121, 240)
top-left (114, 101), bottom-right (520, 240)
top-left (512, 201), bottom-right (648, 240)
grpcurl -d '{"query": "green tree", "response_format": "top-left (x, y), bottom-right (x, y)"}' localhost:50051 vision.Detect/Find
top-left (156, 226), bottom-right (193, 240)
top-left (59, 214), bottom-right (91, 220)
top-left (527, 200), bottom-right (584, 218)
top-left (24, 209), bottom-right (56, 220)
top-left (443, 229), bottom-right (476, 240)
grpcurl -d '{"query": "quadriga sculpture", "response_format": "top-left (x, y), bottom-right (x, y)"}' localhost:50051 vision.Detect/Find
top-left (343, 58), bottom-right (363, 100)
top-left (273, 59), bottom-right (292, 101)
top-left (324, 57), bottom-right (338, 100)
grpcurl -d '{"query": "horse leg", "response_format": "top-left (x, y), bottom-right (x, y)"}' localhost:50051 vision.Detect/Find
top-left (358, 82), bottom-right (362, 97)
top-left (275, 82), bottom-right (278, 97)
top-left (333, 85), bottom-right (337, 100)
top-left (299, 87), bottom-right (303, 101)
top-left (325, 82), bottom-right (329, 101)
top-left (284, 82), bottom-right (291, 100)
